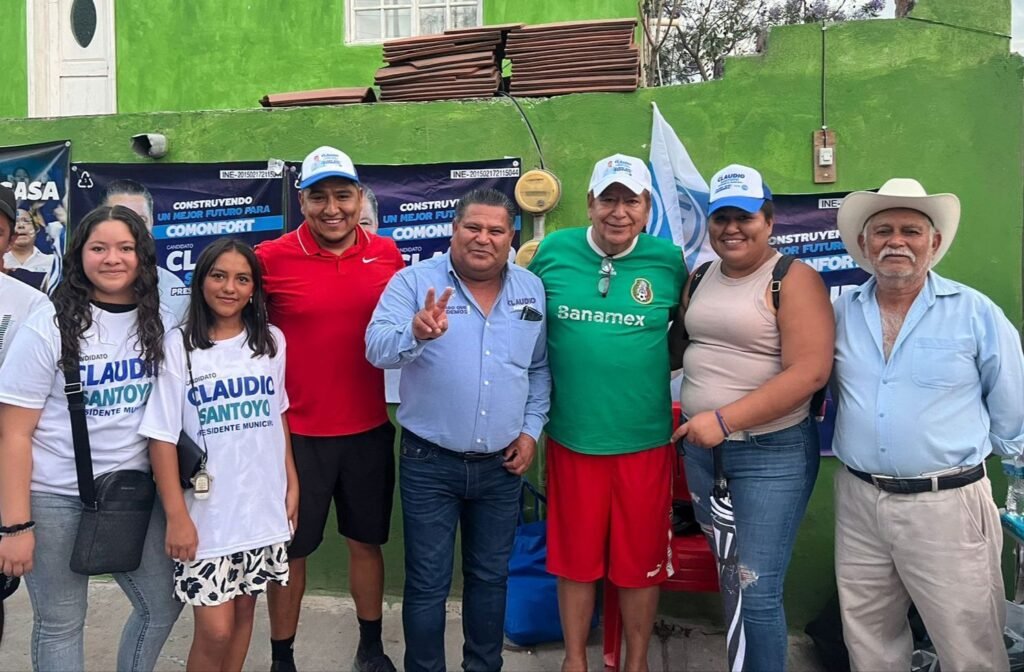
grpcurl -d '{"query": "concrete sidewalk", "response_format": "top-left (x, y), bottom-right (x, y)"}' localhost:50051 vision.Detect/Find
top-left (0, 581), bottom-right (825, 671)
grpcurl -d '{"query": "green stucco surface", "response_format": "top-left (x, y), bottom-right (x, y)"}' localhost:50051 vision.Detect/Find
top-left (0, 1), bottom-right (28, 118)
top-left (911, 0), bottom-right (1011, 36)
top-left (1, 0), bottom-right (1021, 628)
top-left (114, 0), bottom-right (382, 113)
top-left (485, 0), bottom-right (635, 25)
top-left (112, 0), bottom-right (638, 113)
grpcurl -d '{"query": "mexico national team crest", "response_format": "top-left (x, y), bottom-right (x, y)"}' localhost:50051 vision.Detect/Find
top-left (631, 278), bottom-right (653, 305)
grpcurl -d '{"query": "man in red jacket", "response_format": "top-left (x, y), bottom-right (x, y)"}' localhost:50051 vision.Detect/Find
top-left (256, 146), bottom-right (404, 672)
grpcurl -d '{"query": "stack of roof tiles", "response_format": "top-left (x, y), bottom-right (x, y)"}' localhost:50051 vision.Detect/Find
top-left (260, 87), bottom-right (377, 107)
top-left (506, 18), bottom-right (639, 96)
top-left (376, 24), bottom-right (521, 102)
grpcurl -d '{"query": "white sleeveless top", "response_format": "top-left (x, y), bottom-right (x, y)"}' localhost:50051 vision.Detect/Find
top-left (681, 253), bottom-right (809, 435)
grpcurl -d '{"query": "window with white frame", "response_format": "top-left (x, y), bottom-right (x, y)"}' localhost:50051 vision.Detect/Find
top-left (347, 0), bottom-right (483, 44)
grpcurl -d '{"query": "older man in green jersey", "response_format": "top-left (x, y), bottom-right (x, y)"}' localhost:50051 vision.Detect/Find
top-left (529, 154), bottom-right (686, 672)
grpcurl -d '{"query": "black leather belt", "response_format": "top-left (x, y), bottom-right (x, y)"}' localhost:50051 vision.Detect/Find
top-left (847, 463), bottom-right (985, 494)
top-left (402, 428), bottom-right (504, 462)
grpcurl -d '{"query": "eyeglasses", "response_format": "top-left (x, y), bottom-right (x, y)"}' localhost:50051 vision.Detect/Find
top-left (598, 256), bottom-right (614, 297)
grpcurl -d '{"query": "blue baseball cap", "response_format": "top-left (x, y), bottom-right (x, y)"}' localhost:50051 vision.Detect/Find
top-left (708, 164), bottom-right (772, 215)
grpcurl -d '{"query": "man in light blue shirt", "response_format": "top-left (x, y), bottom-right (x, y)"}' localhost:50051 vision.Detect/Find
top-left (366, 188), bottom-right (550, 672)
top-left (831, 178), bottom-right (1024, 672)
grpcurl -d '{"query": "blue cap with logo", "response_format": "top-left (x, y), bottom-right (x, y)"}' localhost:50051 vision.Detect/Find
top-left (708, 164), bottom-right (772, 215)
top-left (299, 146), bottom-right (360, 189)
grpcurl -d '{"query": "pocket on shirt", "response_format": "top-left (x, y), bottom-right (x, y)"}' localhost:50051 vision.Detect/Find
top-left (910, 338), bottom-right (977, 389)
top-left (509, 320), bottom-right (542, 369)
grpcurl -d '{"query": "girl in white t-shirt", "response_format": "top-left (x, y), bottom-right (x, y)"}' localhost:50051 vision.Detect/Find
top-left (0, 205), bottom-right (182, 672)
top-left (140, 237), bottom-right (297, 672)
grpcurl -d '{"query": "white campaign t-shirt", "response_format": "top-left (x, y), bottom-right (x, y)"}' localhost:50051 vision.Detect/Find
top-left (0, 272), bottom-right (50, 367)
top-left (4, 248), bottom-right (54, 276)
top-left (140, 327), bottom-right (290, 560)
top-left (0, 303), bottom-right (166, 496)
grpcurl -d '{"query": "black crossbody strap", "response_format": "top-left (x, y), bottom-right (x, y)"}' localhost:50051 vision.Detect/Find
top-left (182, 330), bottom-right (210, 465)
top-left (686, 261), bottom-right (714, 303)
top-left (61, 334), bottom-right (97, 510)
top-left (770, 254), bottom-right (797, 310)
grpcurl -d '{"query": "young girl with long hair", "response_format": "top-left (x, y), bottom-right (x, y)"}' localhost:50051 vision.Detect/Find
top-left (0, 205), bottom-right (182, 671)
top-left (141, 237), bottom-right (298, 672)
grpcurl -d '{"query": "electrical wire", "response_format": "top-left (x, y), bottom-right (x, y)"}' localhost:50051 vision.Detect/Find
top-left (497, 91), bottom-right (546, 169)
top-left (820, 22), bottom-right (828, 146)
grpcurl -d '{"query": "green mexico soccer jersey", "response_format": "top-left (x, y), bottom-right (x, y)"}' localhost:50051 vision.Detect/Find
top-left (530, 227), bottom-right (686, 455)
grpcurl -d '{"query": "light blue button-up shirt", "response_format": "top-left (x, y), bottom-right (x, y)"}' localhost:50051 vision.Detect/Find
top-left (832, 272), bottom-right (1024, 476)
top-left (366, 252), bottom-right (551, 453)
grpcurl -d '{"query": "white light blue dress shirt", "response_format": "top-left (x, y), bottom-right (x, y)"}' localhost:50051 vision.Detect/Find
top-left (366, 253), bottom-right (550, 453)
top-left (832, 272), bottom-right (1024, 476)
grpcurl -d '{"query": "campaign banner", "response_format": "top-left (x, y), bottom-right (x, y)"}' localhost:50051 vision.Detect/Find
top-left (70, 162), bottom-right (287, 318)
top-left (771, 192), bottom-right (869, 300)
top-left (771, 192), bottom-right (869, 453)
top-left (286, 157), bottom-right (523, 264)
top-left (0, 141), bottom-right (71, 292)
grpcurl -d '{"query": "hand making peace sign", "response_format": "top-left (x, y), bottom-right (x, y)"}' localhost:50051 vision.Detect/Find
top-left (412, 286), bottom-right (454, 341)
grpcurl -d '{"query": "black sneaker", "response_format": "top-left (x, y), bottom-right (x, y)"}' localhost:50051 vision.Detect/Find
top-left (270, 660), bottom-right (297, 672)
top-left (352, 652), bottom-right (396, 672)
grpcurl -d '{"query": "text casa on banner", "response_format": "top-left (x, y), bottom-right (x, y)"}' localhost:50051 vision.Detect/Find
top-left (0, 141), bottom-right (72, 292)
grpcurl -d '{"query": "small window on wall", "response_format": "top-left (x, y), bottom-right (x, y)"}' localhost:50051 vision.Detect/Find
top-left (347, 0), bottom-right (482, 44)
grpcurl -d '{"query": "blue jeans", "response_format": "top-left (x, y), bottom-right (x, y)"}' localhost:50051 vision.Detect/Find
top-left (24, 491), bottom-right (183, 672)
top-left (682, 417), bottom-right (820, 672)
top-left (400, 430), bottom-right (522, 672)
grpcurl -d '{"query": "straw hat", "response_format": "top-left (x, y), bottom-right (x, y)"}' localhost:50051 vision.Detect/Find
top-left (836, 178), bottom-right (960, 273)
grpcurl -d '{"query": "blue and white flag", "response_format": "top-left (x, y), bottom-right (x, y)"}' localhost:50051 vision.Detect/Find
top-left (647, 102), bottom-right (716, 270)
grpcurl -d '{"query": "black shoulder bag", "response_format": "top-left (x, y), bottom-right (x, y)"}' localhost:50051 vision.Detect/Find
top-left (176, 332), bottom-right (208, 490)
top-left (64, 352), bottom-right (156, 576)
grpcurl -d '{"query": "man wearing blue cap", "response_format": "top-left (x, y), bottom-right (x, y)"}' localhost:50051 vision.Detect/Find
top-left (256, 147), bottom-right (405, 672)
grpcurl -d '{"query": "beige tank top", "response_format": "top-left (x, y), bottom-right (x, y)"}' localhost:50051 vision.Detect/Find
top-left (681, 253), bottom-right (809, 435)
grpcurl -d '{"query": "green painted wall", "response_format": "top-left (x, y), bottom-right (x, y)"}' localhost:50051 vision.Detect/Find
top-left (485, 0), bottom-right (635, 25)
top-left (1, 0), bottom-right (638, 119)
top-left (0, 0), bottom-right (1020, 628)
top-left (114, 0), bottom-right (382, 113)
top-left (112, 0), bottom-right (637, 114)
top-left (912, 0), bottom-right (1011, 36)
top-left (0, 1), bottom-right (28, 118)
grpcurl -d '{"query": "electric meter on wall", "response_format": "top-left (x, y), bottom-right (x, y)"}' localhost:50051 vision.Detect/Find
top-left (514, 169), bottom-right (562, 214)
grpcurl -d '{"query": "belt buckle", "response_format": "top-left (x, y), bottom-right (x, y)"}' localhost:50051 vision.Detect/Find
top-left (870, 474), bottom-right (909, 493)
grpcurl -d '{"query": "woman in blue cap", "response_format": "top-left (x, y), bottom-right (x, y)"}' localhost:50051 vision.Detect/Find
top-left (669, 164), bottom-right (834, 671)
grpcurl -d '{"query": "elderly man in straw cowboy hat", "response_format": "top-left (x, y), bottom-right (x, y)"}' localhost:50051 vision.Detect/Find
top-left (830, 178), bottom-right (1024, 671)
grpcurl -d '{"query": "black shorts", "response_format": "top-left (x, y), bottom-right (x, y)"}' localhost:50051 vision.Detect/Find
top-left (288, 422), bottom-right (396, 558)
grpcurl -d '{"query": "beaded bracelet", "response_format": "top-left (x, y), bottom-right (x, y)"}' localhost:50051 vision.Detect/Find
top-left (714, 409), bottom-right (732, 438)
top-left (0, 521), bottom-right (36, 537)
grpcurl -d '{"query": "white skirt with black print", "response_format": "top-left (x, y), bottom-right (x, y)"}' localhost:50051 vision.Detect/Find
top-left (173, 543), bottom-right (289, 606)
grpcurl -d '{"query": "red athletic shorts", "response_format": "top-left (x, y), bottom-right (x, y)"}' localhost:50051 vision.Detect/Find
top-left (545, 438), bottom-right (674, 588)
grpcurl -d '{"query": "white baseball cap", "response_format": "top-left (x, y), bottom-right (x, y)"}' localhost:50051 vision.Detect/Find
top-left (299, 146), bottom-right (360, 189)
top-left (588, 154), bottom-right (652, 197)
top-left (708, 164), bottom-right (772, 215)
